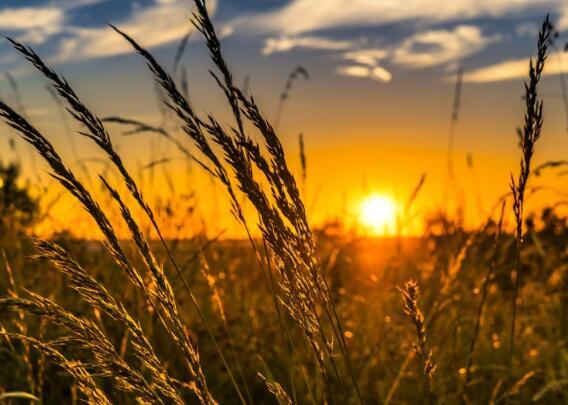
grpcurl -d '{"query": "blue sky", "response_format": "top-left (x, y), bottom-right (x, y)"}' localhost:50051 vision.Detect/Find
top-left (0, 0), bottom-right (566, 81)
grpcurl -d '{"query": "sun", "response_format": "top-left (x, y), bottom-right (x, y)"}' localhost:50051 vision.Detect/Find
top-left (358, 194), bottom-right (398, 235)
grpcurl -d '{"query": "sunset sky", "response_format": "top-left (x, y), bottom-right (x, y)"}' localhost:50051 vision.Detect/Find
top-left (1, 0), bottom-right (568, 237)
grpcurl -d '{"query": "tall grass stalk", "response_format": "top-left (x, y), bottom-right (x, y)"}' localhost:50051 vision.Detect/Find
top-left (400, 280), bottom-right (436, 405)
top-left (463, 201), bottom-right (506, 397)
top-left (299, 133), bottom-right (307, 198)
top-left (5, 36), bottom-right (245, 403)
top-left (111, 4), bottom-right (363, 399)
top-left (101, 116), bottom-right (211, 176)
top-left (0, 97), bottom-right (216, 403)
top-left (508, 15), bottom-right (551, 383)
top-left (199, 255), bottom-right (254, 403)
top-left (0, 333), bottom-right (111, 405)
top-left (189, 4), bottom-right (359, 399)
top-left (4, 72), bottom-right (39, 181)
top-left (446, 67), bottom-right (463, 189)
top-left (386, 228), bottom-right (479, 404)
top-left (274, 66), bottom-right (309, 129)
top-left (34, 238), bottom-right (184, 403)
top-left (2, 250), bottom-right (34, 395)
top-left (108, 26), bottom-right (303, 404)
top-left (1, 293), bottom-right (163, 403)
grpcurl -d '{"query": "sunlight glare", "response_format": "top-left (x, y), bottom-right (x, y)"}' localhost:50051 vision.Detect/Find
top-left (358, 194), bottom-right (398, 235)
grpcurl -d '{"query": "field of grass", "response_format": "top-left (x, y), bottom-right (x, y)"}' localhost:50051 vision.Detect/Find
top-left (0, 2), bottom-right (566, 404)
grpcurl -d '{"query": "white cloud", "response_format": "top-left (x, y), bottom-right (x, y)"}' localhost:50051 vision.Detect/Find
top-left (262, 36), bottom-right (353, 55)
top-left (337, 65), bottom-right (392, 83)
top-left (258, 25), bottom-right (500, 84)
top-left (393, 26), bottom-right (499, 68)
top-left (0, 7), bottom-right (63, 31)
top-left (225, 0), bottom-right (557, 84)
top-left (0, 6), bottom-right (64, 44)
top-left (17, 27), bottom-right (62, 45)
top-left (230, 0), bottom-right (558, 36)
top-left (337, 48), bottom-right (391, 83)
top-left (342, 49), bottom-right (388, 66)
top-left (57, 0), bottom-right (215, 62)
top-left (463, 51), bottom-right (567, 82)
top-left (334, 26), bottom-right (494, 83)
top-left (0, 1), bottom-right (113, 45)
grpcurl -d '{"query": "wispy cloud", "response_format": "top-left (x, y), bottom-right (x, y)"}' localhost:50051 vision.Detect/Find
top-left (262, 25), bottom-right (495, 84)
top-left (262, 36), bottom-right (353, 55)
top-left (393, 26), bottom-right (500, 68)
top-left (57, 0), bottom-right (214, 62)
top-left (0, 6), bottom-right (64, 44)
top-left (0, 0), bottom-right (114, 45)
top-left (0, 6), bottom-right (63, 31)
top-left (225, 0), bottom-right (556, 84)
top-left (337, 65), bottom-right (392, 83)
top-left (231, 0), bottom-right (559, 36)
top-left (342, 49), bottom-right (389, 66)
top-left (337, 48), bottom-right (391, 83)
top-left (334, 26), bottom-right (494, 84)
top-left (463, 51), bottom-right (567, 82)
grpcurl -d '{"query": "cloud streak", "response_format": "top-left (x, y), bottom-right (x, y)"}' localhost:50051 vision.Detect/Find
top-left (393, 26), bottom-right (499, 68)
top-left (333, 25), bottom-right (496, 84)
top-left (463, 51), bottom-right (567, 82)
top-left (0, 1), bottom-right (112, 44)
top-left (262, 36), bottom-right (353, 55)
top-left (0, 6), bottom-right (64, 44)
top-left (0, 0), bottom-right (209, 61)
top-left (336, 48), bottom-right (391, 83)
top-left (57, 0), bottom-right (213, 62)
top-left (337, 65), bottom-right (392, 83)
top-left (231, 0), bottom-right (559, 36)
top-left (225, 1), bottom-right (557, 84)
top-left (342, 49), bottom-right (389, 66)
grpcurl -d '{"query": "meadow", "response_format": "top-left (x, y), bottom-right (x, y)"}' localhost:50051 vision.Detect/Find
top-left (0, 2), bottom-right (566, 404)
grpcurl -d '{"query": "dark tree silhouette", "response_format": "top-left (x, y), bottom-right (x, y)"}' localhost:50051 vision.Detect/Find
top-left (0, 163), bottom-right (38, 236)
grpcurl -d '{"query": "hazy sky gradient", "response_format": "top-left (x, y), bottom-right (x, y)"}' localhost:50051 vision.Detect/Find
top-left (1, 0), bottom-right (568, 237)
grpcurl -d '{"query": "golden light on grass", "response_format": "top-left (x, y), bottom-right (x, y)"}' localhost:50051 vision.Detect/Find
top-left (0, 7), bottom-right (560, 404)
top-left (358, 193), bottom-right (398, 236)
